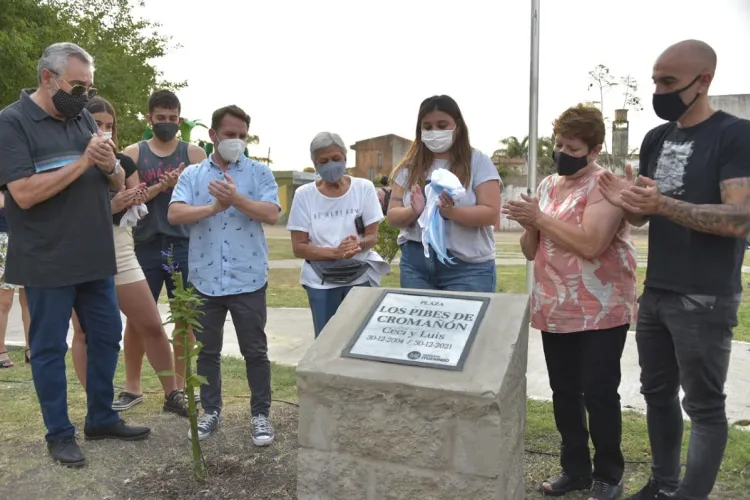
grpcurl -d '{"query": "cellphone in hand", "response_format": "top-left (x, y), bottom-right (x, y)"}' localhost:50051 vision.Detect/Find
top-left (354, 215), bottom-right (365, 235)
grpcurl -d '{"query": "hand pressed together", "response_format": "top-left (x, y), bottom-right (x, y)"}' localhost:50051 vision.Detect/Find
top-left (335, 234), bottom-right (361, 259)
top-left (209, 172), bottom-right (238, 206)
top-left (598, 164), bottom-right (635, 209)
top-left (502, 193), bottom-right (542, 227)
top-left (619, 176), bottom-right (665, 215)
top-left (86, 134), bottom-right (117, 172)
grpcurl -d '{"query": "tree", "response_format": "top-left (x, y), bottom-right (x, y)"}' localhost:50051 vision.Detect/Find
top-left (586, 65), bottom-right (644, 168)
top-left (493, 136), bottom-right (528, 159)
top-left (587, 64), bottom-right (617, 158)
top-left (0, 0), bottom-right (73, 106)
top-left (493, 135), bottom-right (555, 178)
top-left (620, 75), bottom-right (643, 111)
top-left (0, 0), bottom-right (184, 146)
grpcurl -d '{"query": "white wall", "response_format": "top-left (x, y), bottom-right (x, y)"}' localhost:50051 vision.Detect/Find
top-left (709, 94), bottom-right (750, 120)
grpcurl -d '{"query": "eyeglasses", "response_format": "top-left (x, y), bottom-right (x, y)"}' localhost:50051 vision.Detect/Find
top-left (51, 71), bottom-right (97, 98)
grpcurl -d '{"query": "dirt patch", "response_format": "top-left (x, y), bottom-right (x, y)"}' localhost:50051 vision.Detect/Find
top-left (0, 403), bottom-right (299, 500)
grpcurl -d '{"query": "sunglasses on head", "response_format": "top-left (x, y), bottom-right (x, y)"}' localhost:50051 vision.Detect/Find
top-left (51, 71), bottom-right (97, 98)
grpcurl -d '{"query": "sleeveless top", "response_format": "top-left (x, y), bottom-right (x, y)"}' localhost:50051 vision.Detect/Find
top-left (132, 140), bottom-right (190, 245)
top-left (530, 170), bottom-right (637, 334)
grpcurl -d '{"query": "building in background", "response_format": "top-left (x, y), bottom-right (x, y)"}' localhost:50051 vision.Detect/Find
top-left (349, 134), bottom-right (412, 181)
top-left (709, 94), bottom-right (750, 119)
top-left (273, 170), bottom-right (318, 217)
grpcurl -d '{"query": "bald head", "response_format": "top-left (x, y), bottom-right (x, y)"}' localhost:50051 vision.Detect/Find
top-left (658, 39), bottom-right (717, 74)
top-left (652, 39), bottom-right (717, 103)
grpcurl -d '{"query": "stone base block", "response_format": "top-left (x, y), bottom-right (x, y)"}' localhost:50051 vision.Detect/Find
top-left (296, 287), bottom-right (529, 500)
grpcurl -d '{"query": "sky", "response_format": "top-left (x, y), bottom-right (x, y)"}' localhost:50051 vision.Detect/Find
top-left (134, 0), bottom-right (750, 171)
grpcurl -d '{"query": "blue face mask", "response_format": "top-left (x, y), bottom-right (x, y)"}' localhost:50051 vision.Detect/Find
top-left (317, 161), bottom-right (346, 183)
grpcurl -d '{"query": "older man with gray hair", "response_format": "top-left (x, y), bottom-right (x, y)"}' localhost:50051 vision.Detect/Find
top-left (287, 132), bottom-right (388, 337)
top-left (0, 42), bottom-right (150, 467)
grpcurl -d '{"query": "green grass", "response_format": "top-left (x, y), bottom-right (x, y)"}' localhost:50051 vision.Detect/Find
top-left (1, 352), bottom-right (749, 498)
top-left (266, 237), bottom-right (297, 261)
top-left (525, 399), bottom-right (750, 497)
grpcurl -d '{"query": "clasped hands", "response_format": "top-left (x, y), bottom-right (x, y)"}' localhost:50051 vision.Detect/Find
top-left (334, 234), bottom-right (361, 259)
top-left (597, 164), bottom-right (665, 215)
top-left (85, 132), bottom-right (117, 173)
top-left (502, 193), bottom-right (542, 230)
top-left (209, 172), bottom-right (239, 213)
top-left (112, 182), bottom-right (147, 213)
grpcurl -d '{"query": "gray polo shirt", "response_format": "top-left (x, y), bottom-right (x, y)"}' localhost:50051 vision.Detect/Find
top-left (0, 90), bottom-right (116, 287)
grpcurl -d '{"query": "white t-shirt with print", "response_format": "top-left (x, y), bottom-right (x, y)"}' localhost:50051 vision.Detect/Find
top-left (393, 149), bottom-right (502, 263)
top-left (287, 176), bottom-right (387, 289)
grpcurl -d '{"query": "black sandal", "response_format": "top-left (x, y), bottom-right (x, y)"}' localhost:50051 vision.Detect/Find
top-left (0, 351), bottom-right (13, 368)
top-left (540, 472), bottom-right (592, 496)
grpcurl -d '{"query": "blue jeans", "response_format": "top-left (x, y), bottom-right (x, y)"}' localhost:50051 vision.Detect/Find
top-left (399, 241), bottom-right (496, 292)
top-left (134, 236), bottom-right (189, 301)
top-left (304, 283), bottom-right (371, 337)
top-left (26, 277), bottom-right (122, 442)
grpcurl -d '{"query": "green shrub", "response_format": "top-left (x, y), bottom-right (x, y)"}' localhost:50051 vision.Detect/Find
top-left (376, 219), bottom-right (400, 264)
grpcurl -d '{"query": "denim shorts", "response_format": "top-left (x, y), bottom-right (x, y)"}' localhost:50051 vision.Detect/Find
top-left (398, 241), bottom-right (496, 293)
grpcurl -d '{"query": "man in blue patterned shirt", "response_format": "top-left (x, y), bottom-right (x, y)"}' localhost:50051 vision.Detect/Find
top-left (168, 105), bottom-right (280, 445)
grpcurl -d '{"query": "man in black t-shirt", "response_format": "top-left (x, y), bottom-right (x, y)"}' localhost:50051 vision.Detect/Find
top-left (0, 43), bottom-right (150, 467)
top-left (599, 40), bottom-right (750, 500)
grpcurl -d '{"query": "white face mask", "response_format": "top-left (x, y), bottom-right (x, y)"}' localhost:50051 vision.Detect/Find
top-left (101, 131), bottom-right (113, 140)
top-left (421, 128), bottom-right (455, 153)
top-left (217, 138), bottom-right (247, 163)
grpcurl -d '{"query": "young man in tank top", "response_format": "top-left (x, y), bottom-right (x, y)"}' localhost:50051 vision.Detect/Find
top-left (120, 90), bottom-right (207, 408)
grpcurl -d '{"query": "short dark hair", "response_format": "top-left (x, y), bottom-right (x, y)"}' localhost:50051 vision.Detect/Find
top-left (380, 175), bottom-right (389, 186)
top-left (148, 89), bottom-right (181, 114)
top-left (211, 105), bottom-right (251, 131)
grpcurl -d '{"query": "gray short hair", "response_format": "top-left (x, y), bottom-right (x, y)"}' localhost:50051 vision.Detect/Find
top-left (310, 132), bottom-right (347, 163)
top-left (37, 42), bottom-right (95, 85)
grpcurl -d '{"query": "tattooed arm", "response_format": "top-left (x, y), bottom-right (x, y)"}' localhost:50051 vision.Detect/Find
top-left (658, 177), bottom-right (750, 238)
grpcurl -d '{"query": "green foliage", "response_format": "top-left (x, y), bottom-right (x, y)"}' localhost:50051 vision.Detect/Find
top-left (493, 135), bottom-right (555, 178)
top-left (302, 167), bottom-right (316, 173)
top-left (0, 0), bottom-right (185, 147)
top-left (163, 248), bottom-right (207, 482)
top-left (376, 219), bottom-right (400, 265)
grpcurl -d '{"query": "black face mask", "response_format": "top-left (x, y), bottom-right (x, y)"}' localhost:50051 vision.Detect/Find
top-left (52, 89), bottom-right (88, 119)
top-left (652, 75), bottom-right (702, 122)
top-left (553, 151), bottom-right (589, 176)
top-left (152, 122), bottom-right (179, 142)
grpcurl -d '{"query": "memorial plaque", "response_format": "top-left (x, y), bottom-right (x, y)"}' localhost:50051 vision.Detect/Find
top-left (342, 290), bottom-right (489, 371)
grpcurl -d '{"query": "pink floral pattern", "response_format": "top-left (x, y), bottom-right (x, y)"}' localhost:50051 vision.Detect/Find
top-left (531, 170), bottom-right (637, 334)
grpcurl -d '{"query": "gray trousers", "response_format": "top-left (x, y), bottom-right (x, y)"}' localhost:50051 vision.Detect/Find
top-left (637, 286), bottom-right (739, 500)
top-left (194, 284), bottom-right (271, 417)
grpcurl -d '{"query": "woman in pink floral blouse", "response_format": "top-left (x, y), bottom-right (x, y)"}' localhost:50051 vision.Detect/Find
top-left (503, 104), bottom-right (637, 500)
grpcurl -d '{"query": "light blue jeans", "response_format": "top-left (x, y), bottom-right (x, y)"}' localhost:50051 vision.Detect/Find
top-left (398, 241), bottom-right (496, 292)
top-left (304, 283), bottom-right (371, 338)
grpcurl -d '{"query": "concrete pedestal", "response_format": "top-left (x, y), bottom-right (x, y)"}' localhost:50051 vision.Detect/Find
top-left (296, 287), bottom-right (529, 500)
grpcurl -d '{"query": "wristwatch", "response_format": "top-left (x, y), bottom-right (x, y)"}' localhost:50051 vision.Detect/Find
top-left (107, 159), bottom-right (122, 177)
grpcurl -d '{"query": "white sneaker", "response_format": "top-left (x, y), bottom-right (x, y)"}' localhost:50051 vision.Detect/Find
top-left (187, 411), bottom-right (221, 441)
top-left (251, 415), bottom-right (275, 447)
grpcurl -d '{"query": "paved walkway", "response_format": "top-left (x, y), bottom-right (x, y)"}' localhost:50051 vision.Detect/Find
top-left (5, 301), bottom-right (750, 423)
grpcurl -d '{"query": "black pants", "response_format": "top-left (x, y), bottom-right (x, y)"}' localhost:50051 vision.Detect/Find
top-left (195, 284), bottom-right (271, 417)
top-left (637, 287), bottom-right (739, 500)
top-left (541, 324), bottom-right (628, 485)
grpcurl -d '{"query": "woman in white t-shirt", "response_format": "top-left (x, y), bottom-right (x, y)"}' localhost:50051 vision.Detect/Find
top-left (287, 132), bottom-right (390, 337)
top-left (387, 95), bottom-right (502, 292)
